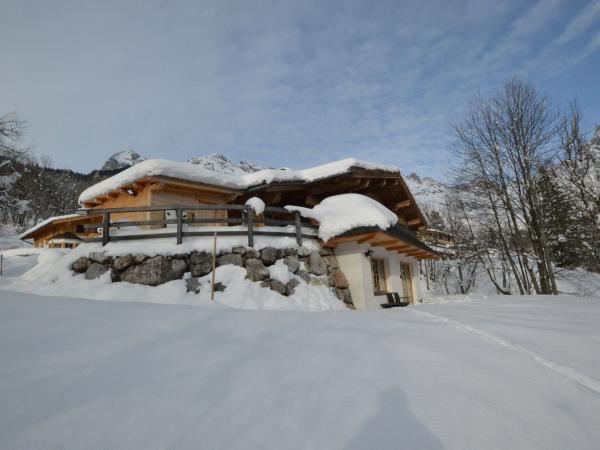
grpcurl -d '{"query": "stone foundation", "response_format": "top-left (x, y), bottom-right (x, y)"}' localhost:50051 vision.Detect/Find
top-left (72, 245), bottom-right (354, 308)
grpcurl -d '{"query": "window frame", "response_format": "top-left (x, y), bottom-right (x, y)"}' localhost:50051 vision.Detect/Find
top-left (370, 257), bottom-right (388, 295)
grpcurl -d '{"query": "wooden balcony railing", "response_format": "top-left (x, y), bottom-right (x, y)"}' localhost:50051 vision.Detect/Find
top-left (77, 204), bottom-right (319, 247)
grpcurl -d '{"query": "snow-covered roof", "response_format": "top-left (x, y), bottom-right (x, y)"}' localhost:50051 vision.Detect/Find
top-left (286, 194), bottom-right (398, 242)
top-left (78, 158), bottom-right (399, 205)
top-left (19, 214), bottom-right (81, 240)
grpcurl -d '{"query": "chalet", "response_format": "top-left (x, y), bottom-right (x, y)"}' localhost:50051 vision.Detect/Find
top-left (20, 158), bottom-right (439, 309)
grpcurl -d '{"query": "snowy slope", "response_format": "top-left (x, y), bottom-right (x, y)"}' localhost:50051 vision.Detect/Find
top-left (101, 150), bottom-right (147, 171)
top-left (187, 153), bottom-right (266, 175)
top-left (0, 290), bottom-right (599, 450)
top-left (404, 172), bottom-right (448, 212)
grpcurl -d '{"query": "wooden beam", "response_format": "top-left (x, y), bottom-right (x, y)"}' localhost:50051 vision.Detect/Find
top-left (407, 218), bottom-right (421, 226)
top-left (307, 178), bottom-right (363, 195)
top-left (132, 181), bottom-right (147, 190)
top-left (305, 195), bottom-right (320, 206)
top-left (371, 239), bottom-right (398, 247)
top-left (264, 191), bottom-right (282, 204)
top-left (386, 245), bottom-right (412, 251)
top-left (357, 233), bottom-right (378, 244)
top-left (395, 200), bottom-right (411, 209)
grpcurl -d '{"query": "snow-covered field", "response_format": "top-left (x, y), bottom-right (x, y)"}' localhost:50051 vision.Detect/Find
top-left (0, 288), bottom-right (599, 449)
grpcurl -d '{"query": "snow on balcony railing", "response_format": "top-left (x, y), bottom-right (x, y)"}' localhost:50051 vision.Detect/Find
top-left (77, 204), bottom-right (319, 247)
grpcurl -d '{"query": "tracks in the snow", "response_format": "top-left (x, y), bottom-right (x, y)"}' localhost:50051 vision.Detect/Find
top-left (410, 309), bottom-right (600, 395)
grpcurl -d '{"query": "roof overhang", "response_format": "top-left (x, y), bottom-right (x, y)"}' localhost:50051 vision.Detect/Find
top-left (325, 225), bottom-right (440, 260)
top-left (20, 215), bottom-right (100, 240)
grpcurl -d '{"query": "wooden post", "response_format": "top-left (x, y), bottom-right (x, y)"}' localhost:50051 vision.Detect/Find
top-left (294, 211), bottom-right (302, 246)
top-left (102, 211), bottom-right (110, 246)
top-left (176, 208), bottom-right (183, 245)
top-left (210, 231), bottom-right (217, 301)
top-left (247, 208), bottom-right (254, 247)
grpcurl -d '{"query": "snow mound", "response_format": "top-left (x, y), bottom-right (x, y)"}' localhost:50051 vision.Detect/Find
top-left (2, 242), bottom-right (344, 311)
top-left (245, 197), bottom-right (265, 214)
top-left (101, 150), bottom-right (147, 171)
top-left (286, 194), bottom-right (398, 241)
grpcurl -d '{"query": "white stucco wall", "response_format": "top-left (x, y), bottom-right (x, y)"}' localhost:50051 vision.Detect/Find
top-left (334, 242), bottom-right (423, 310)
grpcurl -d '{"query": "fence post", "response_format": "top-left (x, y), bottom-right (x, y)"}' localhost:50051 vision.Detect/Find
top-left (176, 208), bottom-right (183, 245)
top-left (102, 211), bottom-right (110, 246)
top-left (247, 207), bottom-right (254, 247)
top-left (294, 211), bottom-right (302, 246)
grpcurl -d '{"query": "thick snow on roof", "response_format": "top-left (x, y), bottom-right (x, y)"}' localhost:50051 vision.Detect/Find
top-left (286, 194), bottom-right (398, 241)
top-left (78, 158), bottom-right (399, 205)
top-left (19, 214), bottom-right (81, 239)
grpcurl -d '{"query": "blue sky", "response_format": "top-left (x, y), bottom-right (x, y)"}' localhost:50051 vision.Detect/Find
top-left (2, 0), bottom-right (599, 178)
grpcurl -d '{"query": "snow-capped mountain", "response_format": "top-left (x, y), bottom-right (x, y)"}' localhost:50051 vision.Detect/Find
top-left (404, 172), bottom-right (448, 212)
top-left (187, 154), bottom-right (266, 175)
top-left (101, 150), bottom-right (147, 171)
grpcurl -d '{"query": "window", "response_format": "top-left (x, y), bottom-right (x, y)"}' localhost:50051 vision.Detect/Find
top-left (370, 258), bottom-right (388, 294)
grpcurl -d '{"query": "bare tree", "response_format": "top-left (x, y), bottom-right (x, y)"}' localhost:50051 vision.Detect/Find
top-left (450, 77), bottom-right (559, 295)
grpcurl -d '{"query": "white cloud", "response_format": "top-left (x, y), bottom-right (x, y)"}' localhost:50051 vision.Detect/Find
top-left (556, 0), bottom-right (600, 44)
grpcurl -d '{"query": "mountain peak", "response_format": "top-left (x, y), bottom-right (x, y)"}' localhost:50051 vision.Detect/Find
top-left (101, 150), bottom-right (147, 171)
top-left (187, 153), bottom-right (266, 175)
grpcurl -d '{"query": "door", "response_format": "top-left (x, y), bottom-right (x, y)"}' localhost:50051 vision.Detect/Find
top-left (400, 263), bottom-right (414, 303)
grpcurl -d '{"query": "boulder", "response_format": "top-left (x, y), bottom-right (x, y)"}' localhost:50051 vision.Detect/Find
top-left (170, 258), bottom-right (188, 279)
top-left (133, 254), bottom-right (147, 264)
top-left (297, 270), bottom-right (310, 284)
top-left (307, 252), bottom-right (327, 276)
top-left (113, 254), bottom-right (136, 271)
top-left (186, 277), bottom-right (201, 294)
top-left (336, 288), bottom-right (353, 305)
top-left (319, 247), bottom-right (333, 256)
top-left (245, 258), bottom-right (270, 282)
top-left (121, 255), bottom-right (181, 286)
top-left (309, 275), bottom-right (328, 287)
top-left (323, 255), bottom-right (339, 271)
top-left (283, 255), bottom-right (300, 273)
top-left (329, 270), bottom-right (349, 289)
top-left (85, 263), bottom-right (109, 280)
top-left (214, 282), bottom-right (226, 292)
top-left (89, 251), bottom-right (112, 264)
top-left (269, 279), bottom-right (288, 295)
top-left (260, 247), bottom-right (278, 266)
top-left (286, 278), bottom-right (300, 296)
top-left (217, 253), bottom-right (243, 267)
top-left (190, 252), bottom-right (212, 277)
top-left (232, 246), bottom-right (247, 254)
top-left (296, 246), bottom-right (312, 257)
top-left (72, 257), bottom-right (91, 273)
top-left (244, 249), bottom-right (260, 259)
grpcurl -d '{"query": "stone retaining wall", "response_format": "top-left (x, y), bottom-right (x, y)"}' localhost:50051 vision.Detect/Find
top-left (71, 245), bottom-right (353, 308)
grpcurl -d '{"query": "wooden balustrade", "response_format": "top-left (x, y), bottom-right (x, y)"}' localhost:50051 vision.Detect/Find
top-left (77, 204), bottom-right (318, 247)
